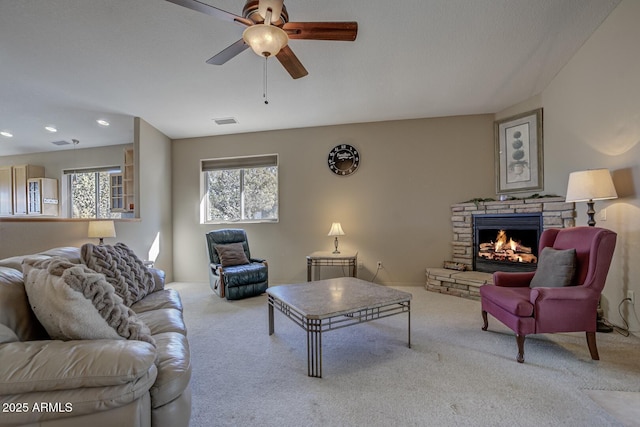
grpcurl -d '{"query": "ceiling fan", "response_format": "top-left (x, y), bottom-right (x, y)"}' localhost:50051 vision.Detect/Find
top-left (166, 0), bottom-right (358, 79)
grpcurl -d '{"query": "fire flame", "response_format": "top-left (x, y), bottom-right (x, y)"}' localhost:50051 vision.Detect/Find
top-left (477, 229), bottom-right (537, 265)
top-left (494, 230), bottom-right (517, 252)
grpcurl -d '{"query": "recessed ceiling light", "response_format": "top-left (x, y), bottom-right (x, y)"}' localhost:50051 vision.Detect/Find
top-left (45, 126), bottom-right (58, 133)
top-left (0, 131), bottom-right (13, 138)
top-left (96, 119), bottom-right (110, 127)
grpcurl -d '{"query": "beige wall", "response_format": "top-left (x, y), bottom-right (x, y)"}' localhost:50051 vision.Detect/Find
top-left (131, 117), bottom-right (174, 279)
top-left (172, 114), bottom-right (495, 286)
top-left (498, 0), bottom-right (640, 331)
top-left (543, 0), bottom-right (640, 331)
top-left (0, 118), bottom-right (174, 280)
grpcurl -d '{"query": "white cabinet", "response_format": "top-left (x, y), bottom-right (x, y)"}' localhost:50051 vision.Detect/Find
top-left (0, 166), bottom-right (13, 216)
top-left (27, 178), bottom-right (59, 216)
top-left (123, 148), bottom-right (135, 212)
top-left (110, 173), bottom-right (124, 211)
top-left (110, 148), bottom-right (135, 213)
top-left (13, 165), bottom-right (45, 215)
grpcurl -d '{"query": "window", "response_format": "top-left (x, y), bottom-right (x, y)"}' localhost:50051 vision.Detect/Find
top-left (63, 167), bottom-right (122, 219)
top-left (201, 154), bottom-right (278, 224)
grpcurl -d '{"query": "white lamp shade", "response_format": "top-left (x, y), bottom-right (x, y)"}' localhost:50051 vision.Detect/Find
top-left (327, 222), bottom-right (345, 237)
top-left (88, 220), bottom-right (116, 239)
top-left (565, 169), bottom-right (618, 202)
top-left (242, 24), bottom-right (288, 58)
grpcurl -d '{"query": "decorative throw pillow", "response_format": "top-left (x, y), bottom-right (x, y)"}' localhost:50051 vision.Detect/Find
top-left (530, 247), bottom-right (577, 288)
top-left (81, 243), bottom-right (155, 306)
top-left (22, 257), bottom-right (155, 346)
top-left (215, 243), bottom-right (250, 267)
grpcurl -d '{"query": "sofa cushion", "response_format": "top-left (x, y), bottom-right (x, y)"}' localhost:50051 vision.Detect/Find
top-left (222, 262), bottom-right (268, 288)
top-left (480, 285), bottom-right (534, 317)
top-left (38, 246), bottom-right (82, 263)
top-left (530, 247), bottom-right (577, 288)
top-left (0, 254), bottom-right (49, 271)
top-left (22, 257), bottom-right (155, 346)
top-left (0, 339), bottom-right (157, 395)
top-left (81, 242), bottom-right (155, 306)
top-left (131, 289), bottom-right (183, 314)
top-left (215, 242), bottom-right (250, 267)
top-left (137, 308), bottom-right (187, 336)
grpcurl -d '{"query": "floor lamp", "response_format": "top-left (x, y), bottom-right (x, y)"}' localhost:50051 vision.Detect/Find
top-left (565, 168), bottom-right (618, 332)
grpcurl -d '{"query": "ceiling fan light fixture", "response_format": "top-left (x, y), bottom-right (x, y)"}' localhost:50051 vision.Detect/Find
top-left (243, 24), bottom-right (288, 58)
top-left (257, 0), bottom-right (284, 24)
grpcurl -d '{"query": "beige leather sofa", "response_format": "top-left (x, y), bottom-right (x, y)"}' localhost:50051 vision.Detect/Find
top-left (0, 247), bottom-right (191, 427)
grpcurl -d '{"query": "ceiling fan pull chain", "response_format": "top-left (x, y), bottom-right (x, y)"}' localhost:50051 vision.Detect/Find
top-left (263, 56), bottom-right (269, 104)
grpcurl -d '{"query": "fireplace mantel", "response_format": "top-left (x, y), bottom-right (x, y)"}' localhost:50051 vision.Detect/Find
top-left (450, 197), bottom-right (575, 272)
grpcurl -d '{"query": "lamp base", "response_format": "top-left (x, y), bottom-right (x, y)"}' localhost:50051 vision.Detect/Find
top-left (597, 320), bottom-right (613, 333)
top-left (596, 302), bottom-right (612, 333)
top-left (586, 200), bottom-right (596, 227)
top-left (333, 237), bottom-right (340, 254)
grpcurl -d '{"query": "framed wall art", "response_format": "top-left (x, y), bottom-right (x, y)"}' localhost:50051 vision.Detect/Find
top-left (494, 108), bottom-right (543, 194)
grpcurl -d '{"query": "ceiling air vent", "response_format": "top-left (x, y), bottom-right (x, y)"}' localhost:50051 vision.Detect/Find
top-left (213, 117), bottom-right (238, 125)
top-left (50, 140), bottom-right (71, 146)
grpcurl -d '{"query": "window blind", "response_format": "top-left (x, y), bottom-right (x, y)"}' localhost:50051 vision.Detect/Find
top-left (62, 165), bottom-right (120, 175)
top-left (201, 154), bottom-right (278, 172)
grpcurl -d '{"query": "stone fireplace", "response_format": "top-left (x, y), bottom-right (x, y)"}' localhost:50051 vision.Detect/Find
top-left (451, 197), bottom-right (575, 272)
top-left (425, 197), bottom-right (575, 300)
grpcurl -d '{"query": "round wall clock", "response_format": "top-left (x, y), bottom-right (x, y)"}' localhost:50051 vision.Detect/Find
top-left (328, 144), bottom-right (360, 176)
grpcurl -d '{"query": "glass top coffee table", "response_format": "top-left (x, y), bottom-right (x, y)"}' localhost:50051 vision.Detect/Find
top-left (267, 277), bottom-right (412, 378)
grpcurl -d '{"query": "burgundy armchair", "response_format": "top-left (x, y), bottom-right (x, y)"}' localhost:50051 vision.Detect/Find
top-left (480, 226), bottom-right (617, 363)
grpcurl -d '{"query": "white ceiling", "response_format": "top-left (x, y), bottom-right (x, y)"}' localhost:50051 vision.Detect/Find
top-left (0, 0), bottom-right (620, 156)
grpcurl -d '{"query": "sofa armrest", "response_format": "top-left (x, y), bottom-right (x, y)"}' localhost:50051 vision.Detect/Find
top-left (150, 267), bottom-right (166, 291)
top-left (492, 271), bottom-right (535, 288)
top-left (0, 339), bottom-right (157, 395)
top-left (210, 263), bottom-right (221, 276)
top-left (250, 258), bottom-right (266, 264)
top-left (530, 285), bottom-right (599, 303)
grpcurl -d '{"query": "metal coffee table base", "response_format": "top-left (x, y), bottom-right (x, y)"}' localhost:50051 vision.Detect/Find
top-left (267, 278), bottom-right (412, 378)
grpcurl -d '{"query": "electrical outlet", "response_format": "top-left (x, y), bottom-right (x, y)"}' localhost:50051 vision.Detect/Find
top-left (377, 261), bottom-right (383, 269)
top-left (599, 208), bottom-right (607, 221)
top-left (358, 262), bottom-right (364, 270)
top-left (627, 290), bottom-right (635, 305)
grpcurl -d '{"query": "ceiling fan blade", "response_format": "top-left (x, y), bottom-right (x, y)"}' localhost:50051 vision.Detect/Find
top-left (283, 22), bottom-right (358, 41)
top-left (165, 0), bottom-right (253, 26)
top-left (276, 45), bottom-right (308, 79)
top-left (205, 39), bottom-right (250, 65)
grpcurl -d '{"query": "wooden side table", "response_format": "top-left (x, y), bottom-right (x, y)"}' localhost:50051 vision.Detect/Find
top-left (306, 251), bottom-right (358, 281)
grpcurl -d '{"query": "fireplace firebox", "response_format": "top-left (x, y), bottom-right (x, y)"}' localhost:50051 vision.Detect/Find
top-left (473, 213), bottom-right (543, 273)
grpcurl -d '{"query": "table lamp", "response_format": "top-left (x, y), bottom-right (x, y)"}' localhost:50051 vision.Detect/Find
top-left (565, 168), bottom-right (617, 226)
top-left (327, 222), bottom-right (345, 254)
top-left (88, 220), bottom-right (116, 245)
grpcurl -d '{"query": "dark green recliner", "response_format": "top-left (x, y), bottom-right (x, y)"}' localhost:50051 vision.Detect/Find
top-left (205, 229), bottom-right (268, 300)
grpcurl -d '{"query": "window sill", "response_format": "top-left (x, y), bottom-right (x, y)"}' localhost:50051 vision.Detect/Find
top-left (0, 217), bottom-right (140, 222)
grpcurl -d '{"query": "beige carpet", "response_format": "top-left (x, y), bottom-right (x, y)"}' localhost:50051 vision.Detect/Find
top-left (170, 282), bottom-right (640, 427)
